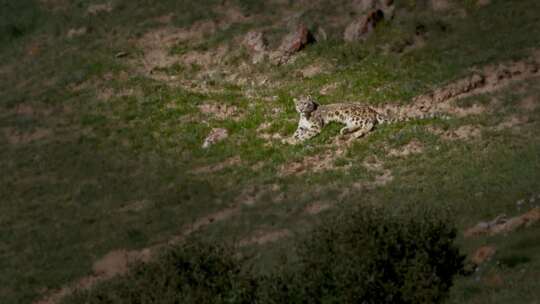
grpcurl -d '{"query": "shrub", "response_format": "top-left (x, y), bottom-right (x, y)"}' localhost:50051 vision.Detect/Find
top-left (66, 241), bottom-right (257, 304)
top-left (259, 205), bottom-right (465, 304)
top-left (0, 0), bottom-right (43, 44)
top-left (65, 205), bottom-right (464, 304)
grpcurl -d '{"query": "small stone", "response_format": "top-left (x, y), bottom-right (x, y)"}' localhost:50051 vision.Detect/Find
top-left (67, 27), bottom-right (87, 39)
top-left (202, 128), bottom-right (228, 148)
top-left (115, 51), bottom-right (128, 58)
top-left (315, 27), bottom-right (328, 42)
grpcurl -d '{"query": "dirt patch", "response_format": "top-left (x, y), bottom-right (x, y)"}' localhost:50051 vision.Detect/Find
top-left (256, 121), bottom-right (287, 144)
top-left (446, 103), bottom-right (487, 117)
top-left (3, 128), bottom-right (52, 145)
top-left (380, 57), bottom-right (540, 121)
top-left (202, 128), bottom-right (229, 148)
top-left (388, 139), bottom-right (424, 157)
top-left (117, 200), bottom-right (151, 213)
top-left (11, 103), bottom-right (53, 117)
top-left (237, 184), bottom-right (283, 206)
top-left (0, 63), bottom-right (12, 78)
top-left (452, 125), bottom-right (482, 140)
top-left (192, 156), bottom-right (242, 174)
top-left (38, 0), bottom-right (69, 11)
top-left (304, 201), bottom-right (332, 215)
top-left (92, 249), bottom-right (152, 278)
top-left (493, 115), bottom-right (529, 131)
top-left (137, 23), bottom-right (216, 74)
top-left (66, 27), bottom-right (87, 39)
top-left (477, 0), bottom-right (491, 7)
top-left (36, 248), bottom-right (152, 304)
top-left (428, 125), bottom-right (482, 141)
top-left (348, 156), bottom-right (394, 190)
top-left (37, 204), bottom-right (241, 304)
top-left (464, 207), bottom-right (540, 238)
top-left (96, 84), bottom-right (140, 101)
top-left (238, 229), bottom-right (292, 246)
top-left (279, 147), bottom-right (347, 176)
top-left (520, 95), bottom-right (538, 111)
top-left (483, 273), bottom-right (504, 288)
top-left (171, 206), bottom-right (242, 244)
top-left (319, 82), bottom-right (340, 95)
top-left (470, 245), bottom-right (496, 265)
top-left (430, 0), bottom-right (451, 11)
top-left (198, 103), bottom-right (243, 121)
top-left (298, 63), bottom-right (326, 78)
top-left (86, 3), bottom-right (113, 15)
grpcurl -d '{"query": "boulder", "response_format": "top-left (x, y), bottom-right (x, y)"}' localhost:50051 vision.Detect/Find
top-left (277, 24), bottom-right (314, 55)
top-left (271, 24), bottom-right (314, 65)
top-left (344, 9), bottom-right (384, 42)
top-left (243, 31), bottom-right (267, 64)
top-left (243, 30), bottom-right (267, 53)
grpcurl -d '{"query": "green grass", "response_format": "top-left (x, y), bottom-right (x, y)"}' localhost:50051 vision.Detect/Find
top-left (2, 0), bottom-right (540, 303)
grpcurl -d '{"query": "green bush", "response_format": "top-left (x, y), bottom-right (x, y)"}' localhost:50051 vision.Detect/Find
top-left (66, 241), bottom-right (257, 304)
top-left (259, 205), bottom-right (465, 304)
top-left (0, 0), bottom-right (43, 44)
top-left (65, 205), bottom-right (464, 304)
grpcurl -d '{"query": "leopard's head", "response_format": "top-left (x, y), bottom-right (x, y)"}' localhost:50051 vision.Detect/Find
top-left (294, 95), bottom-right (318, 114)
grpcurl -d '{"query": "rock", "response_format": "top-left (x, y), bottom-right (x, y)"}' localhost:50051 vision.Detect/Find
top-left (471, 245), bottom-right (496, 265)
top-left (299, 64), bottom-right (324, 78)
top-left (272, 24), bottom-right (314, 65)
top-left (464, 208), bottom-right (540, 238)
top-left (315, 27), bottom-right (328, 42)
top-left (202, 128), bottom-right (228, 148)
top-left (344, 9), bottom-right (385, 42)
top-left (115, 51), bottom-right (128, 58)
top-left (67, 27), bottom-right (87, 39)
top-left (352, 0), bottom-right (377, 12)
top-left (87, 3), bottom-right (113, 15)
top-left (243, 31), bottom-right (267, 53)
top-left (477, 0), bottom-right (490, 6)
top-left (279, 24), bottom-right (313, 54)
top-left (243, 31), bottom-right (267, 64)
top-left (430, 0), bottom-right (451, 11)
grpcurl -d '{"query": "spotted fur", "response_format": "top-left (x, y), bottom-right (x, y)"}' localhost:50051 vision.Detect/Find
top-left (287, 95), bottom-right (389, 144)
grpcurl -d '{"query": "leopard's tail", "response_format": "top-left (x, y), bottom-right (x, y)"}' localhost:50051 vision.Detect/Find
top-left (376, 111), bottom-right (449, 124)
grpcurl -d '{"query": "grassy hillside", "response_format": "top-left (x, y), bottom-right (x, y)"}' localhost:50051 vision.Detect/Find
top-left (2, 0), bottom-right (540, 303)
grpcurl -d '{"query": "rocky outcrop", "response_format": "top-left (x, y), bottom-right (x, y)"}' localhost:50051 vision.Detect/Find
top-left (243, 30), bottom-right (267, 64)
top-left (270, 24), bottom-right (314, 65)
top-left (344, 9), bottom-right (385, 42)
top-left (464, 207), bottom-right (540, 238)
top-left (344, 0), bottom-right (394, 42)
